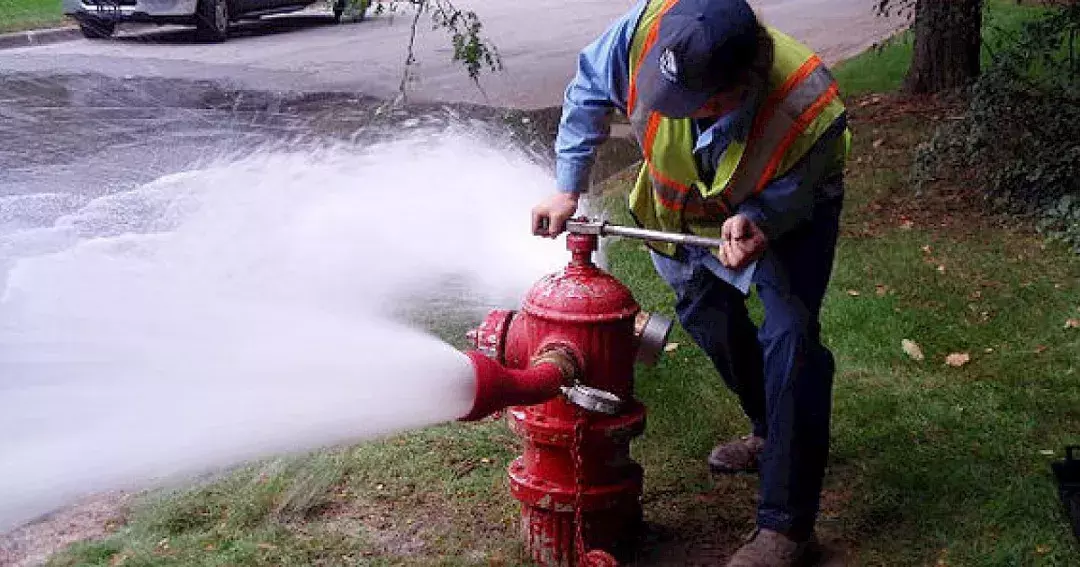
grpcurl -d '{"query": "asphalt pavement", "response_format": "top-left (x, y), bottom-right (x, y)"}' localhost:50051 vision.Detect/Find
top-left (0, 0), bottom-right (905, 108)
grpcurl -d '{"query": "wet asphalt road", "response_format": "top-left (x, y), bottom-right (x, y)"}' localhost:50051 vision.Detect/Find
top-left (0, 0), bottom-right (904, 223)
top-left (0, 0), bottom-right (905, 107)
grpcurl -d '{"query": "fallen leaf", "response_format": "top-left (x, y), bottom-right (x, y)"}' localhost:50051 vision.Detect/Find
top-left (875, 284), bottom-right (889, 297)
top-left (480, 457), bottom-right (491, 464)
top-left (900, 219), bottom-right (915, 230)
top-left (1035, 544), bottom-right (1051, 555)
top-left (847, 289), bottom-right (861, 297)
top-left (664, 342), bottom-right (680, 352)
top-left (921, 244), bottom-right (933, 254)
top-left (936, 265), bottom-right (947, 274)
top-left (944, 352), bottom-right (971, 367)
top-left (902, 339), bottom-right (925, 361)
top-left (969, 290), bottom-right (982, 299)
top-left (1065, 318), bottom-right (1080, 329)
top-left (873, 137), bottom-right (885, 148)
top-left (1034, 345), bottom-right (1048, 354)
top-left (375, 483), bottom-right (384, 490)
top-left (984, 347), bottom-right (994, 353)
top-left (1039, 449), bottom-right (1056, 456)
top-left (257, 543), bottom-right (278, 551)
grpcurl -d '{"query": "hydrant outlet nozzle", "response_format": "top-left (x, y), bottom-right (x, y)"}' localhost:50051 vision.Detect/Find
top-left (458, 347), bottom-right (578, 422)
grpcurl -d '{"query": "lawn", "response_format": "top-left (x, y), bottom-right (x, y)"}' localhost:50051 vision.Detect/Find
top-left (0, 0), bottom-right (66, 33)
top-left (43, 2), bottom-right (1080, 566)
top-left (833, 0), bottom-right (1048, 95)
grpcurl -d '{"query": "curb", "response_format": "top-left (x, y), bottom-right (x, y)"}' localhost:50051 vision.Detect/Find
top-left (0, 25), bottom-right (82, 50)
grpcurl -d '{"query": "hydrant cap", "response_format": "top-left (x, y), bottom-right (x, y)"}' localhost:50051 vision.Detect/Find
top-left (523, 268), bottom-right (638, 323)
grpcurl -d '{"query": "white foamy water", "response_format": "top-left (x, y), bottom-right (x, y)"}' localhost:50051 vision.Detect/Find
top-left (0, 133), bottom-right (566, 530)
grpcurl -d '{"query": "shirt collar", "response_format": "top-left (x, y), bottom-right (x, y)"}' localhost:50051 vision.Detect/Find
top-left (692, 80), bottom-right (765, 154)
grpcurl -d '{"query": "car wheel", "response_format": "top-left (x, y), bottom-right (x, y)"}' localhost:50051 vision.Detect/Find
top-left (195, 0), bottom-right (230, 42)
top-left (78, 18), bottom-right (116, 39)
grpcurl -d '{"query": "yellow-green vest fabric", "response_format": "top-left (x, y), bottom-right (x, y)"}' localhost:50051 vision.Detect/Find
top-left (626, 0), bottom-right (849, 255)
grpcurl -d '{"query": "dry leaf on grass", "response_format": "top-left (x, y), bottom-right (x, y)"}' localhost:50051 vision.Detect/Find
top-left (875, 284), bottom-right (889, 296)
top-left (936, 265), bottom-right (947, 274)
top-left (921, 244), bottom-right (933, 254)
top-left (899, 219), bottom-right (915, 230)
top-left (902, 339), bottom-right (925, 361)
top-left (1065, 318), bottom-right (1080, 329)
top-left (873, 137), bottom-right (885, 148)
top-left (944, 352), bottom-right (971, 367)
top-left (1039, 449), bottom-right (1056, 456)
top-left (847, 289), bottom-right (861, 297)
top-left (664, 342), bottom-right (680, 352)
top-left (1035, 544), bottom-right (1051, 555)
top-left (1034, 345), bottom-right (1048, 354)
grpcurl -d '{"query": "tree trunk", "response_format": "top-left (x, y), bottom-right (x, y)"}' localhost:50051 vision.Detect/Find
top-left (904, 0), bottom-right (984, 93)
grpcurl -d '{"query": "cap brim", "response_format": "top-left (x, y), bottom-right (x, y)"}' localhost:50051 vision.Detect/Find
top-left (635, 51), bottom-right (716, 118)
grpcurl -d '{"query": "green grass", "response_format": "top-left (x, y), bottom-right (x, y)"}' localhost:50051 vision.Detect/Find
top-left (833, 0), bottom-right (1049, 96)
top-left (0, 0), bottom-right (66, 33)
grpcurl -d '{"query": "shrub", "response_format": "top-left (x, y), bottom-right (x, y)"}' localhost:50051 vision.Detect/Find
top-left (914, 4), bottom-right (1080, 250)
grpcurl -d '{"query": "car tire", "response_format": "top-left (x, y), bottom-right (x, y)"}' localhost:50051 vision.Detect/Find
top-left (333, 0), bottom-right (368, 23)
top-left (195, 0), bottom-right (230, 42)
top-left (78, 18), bottom-right (116, 39)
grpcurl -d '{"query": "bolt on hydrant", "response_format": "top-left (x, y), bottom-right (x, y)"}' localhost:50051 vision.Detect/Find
top-left (457, 222), bottom-right (675, 566)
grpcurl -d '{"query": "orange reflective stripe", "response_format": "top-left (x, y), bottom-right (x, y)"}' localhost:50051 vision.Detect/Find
top-left (627, 0), bottom-right (680, 115)
top-left (642, 111), bottom-right (662, 161)
top-left (754, 81), bottom-right (840, 193)
top-left (750, 55), bottom-right (822, 142)
top-left (643, 110), bottom-right (692, 210)
top-left (647, 162), bottom-right (689, 208)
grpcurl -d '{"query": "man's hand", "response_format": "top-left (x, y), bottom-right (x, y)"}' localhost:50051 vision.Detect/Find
top-left (715, 214), bottom-right (767, 270)
top-left (531, 192), bottom-right (580, 237)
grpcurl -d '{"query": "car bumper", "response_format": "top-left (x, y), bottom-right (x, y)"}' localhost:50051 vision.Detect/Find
top-left (63, 0), bottom-right (199, 20)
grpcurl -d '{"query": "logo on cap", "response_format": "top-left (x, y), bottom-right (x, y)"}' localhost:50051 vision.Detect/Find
top-left (659, 48), bottom-right (680, 83)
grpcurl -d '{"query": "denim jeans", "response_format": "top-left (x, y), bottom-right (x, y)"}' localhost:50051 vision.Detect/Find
top-left (650, 183), bottom-right (843, 539)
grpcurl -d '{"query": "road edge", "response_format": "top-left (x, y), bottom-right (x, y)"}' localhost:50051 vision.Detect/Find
top-left (0, 25), bottom-right (82, 50)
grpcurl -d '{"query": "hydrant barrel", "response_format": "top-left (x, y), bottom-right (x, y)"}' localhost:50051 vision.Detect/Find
top-left (491, 232), bottom-right (647, 565)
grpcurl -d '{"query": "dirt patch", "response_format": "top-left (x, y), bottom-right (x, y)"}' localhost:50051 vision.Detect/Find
top-left (842, 93), bottom-right (1019, 239)
top-left (0, 493), bottom-right (129, 567)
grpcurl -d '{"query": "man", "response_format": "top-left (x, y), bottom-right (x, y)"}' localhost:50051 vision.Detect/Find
top-left (530, 0), bottom-right (849, 565)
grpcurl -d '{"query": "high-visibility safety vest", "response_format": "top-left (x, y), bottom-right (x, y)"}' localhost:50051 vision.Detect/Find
top-left (627, 0), bottom-right (850, 255)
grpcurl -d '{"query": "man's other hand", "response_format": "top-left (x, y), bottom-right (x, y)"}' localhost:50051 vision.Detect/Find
top-left (531, 192), bottom-right (580, 237)
top-left (716, 214), bottom-right (767, 270)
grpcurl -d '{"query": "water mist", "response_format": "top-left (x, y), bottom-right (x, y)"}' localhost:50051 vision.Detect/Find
top-left (0, 132), bottom-right (566, 530)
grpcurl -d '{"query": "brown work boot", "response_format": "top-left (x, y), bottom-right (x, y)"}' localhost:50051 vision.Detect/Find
top-left (726, 529), bottom-right (814, 567)
top-left (708, 434), bottom-right (765, 474)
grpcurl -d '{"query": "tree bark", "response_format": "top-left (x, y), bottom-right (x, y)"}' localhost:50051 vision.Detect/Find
top-left (904, 0), bottom-right (984, 93)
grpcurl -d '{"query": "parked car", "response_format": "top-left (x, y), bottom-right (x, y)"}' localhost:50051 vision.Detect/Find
top-left (62, 0), bottom-right (369, 42)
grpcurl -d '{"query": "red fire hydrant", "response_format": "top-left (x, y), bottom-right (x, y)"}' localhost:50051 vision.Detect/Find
top-left (459, 231), bottom-right (672, 566)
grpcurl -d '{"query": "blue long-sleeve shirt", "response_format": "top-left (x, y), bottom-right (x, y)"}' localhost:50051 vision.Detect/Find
top-left (555, 0), bottom-right (846, 247)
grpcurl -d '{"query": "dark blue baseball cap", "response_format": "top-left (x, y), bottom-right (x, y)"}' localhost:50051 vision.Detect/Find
top-left (636, 0), bottom-right (761, 118)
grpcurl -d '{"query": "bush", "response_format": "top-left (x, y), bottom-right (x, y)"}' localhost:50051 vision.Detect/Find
top-left (914, 3), bottom-right (1080, 250)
